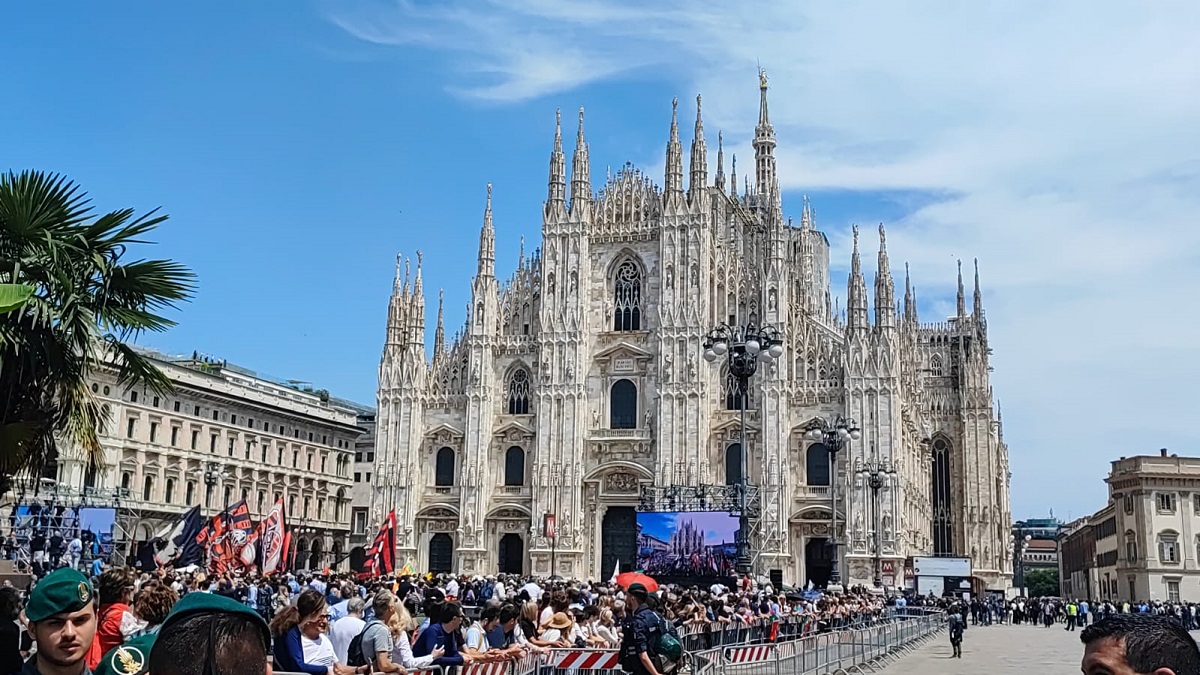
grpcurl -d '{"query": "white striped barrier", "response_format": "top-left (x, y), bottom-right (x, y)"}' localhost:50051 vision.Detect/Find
top-left (463, 663), bottom-right (512, 675)
top-left (548, 650), bottom-right (623, 670)
top-left (724, 645), bottom-right (773, 663)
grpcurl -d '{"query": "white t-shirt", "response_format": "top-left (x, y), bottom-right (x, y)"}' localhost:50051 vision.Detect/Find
top-left (539, 606), bottom-right (554, 626)
top-left (465, 621), bottom-right (490, 653)
top-left (521, 582), bottom-right (543, 602)
top-left (329, 615), bottom-right (366, 665)
top-left (302, 633), bottom-right (339, 668)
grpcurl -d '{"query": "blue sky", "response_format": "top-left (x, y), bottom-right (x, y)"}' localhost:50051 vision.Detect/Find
top-left (638, 512), bottom-right (738, 544)
top-left (4, 2), bottom-right (1199, 520)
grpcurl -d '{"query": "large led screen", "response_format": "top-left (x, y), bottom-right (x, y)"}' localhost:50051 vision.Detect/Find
top-left (636, 511), bottom-right (739, 582)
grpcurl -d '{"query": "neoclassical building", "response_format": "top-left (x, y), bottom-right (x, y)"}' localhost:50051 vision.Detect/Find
top-left (373, 75), bottom-right (1013, 589)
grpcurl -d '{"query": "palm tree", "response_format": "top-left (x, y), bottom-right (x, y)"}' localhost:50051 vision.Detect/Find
top-left (0, 170), bottom-right (196, 480)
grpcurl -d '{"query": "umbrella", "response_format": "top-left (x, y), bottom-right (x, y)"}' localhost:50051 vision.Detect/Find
top-left (615, 572), bottom-right (659, 593)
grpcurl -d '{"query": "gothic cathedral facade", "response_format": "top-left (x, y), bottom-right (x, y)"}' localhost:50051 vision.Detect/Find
top-left (373, 76), bottom-right (1013, 590)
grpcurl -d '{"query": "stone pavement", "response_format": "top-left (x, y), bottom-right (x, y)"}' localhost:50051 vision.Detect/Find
top-left (883, 623), bottom-right (1084, 674)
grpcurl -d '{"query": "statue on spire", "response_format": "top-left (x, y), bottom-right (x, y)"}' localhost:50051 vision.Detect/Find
top-left (759, 67), bottom-right (769, 90)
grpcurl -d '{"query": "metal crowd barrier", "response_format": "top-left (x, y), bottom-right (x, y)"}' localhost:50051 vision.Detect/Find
top-left (688, 612), bottom-right (944, 675)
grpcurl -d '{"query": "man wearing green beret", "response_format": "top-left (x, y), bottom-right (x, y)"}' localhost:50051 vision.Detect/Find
top-left (145, 591), bottom-right (271, 675)
top-left (21, 568), bottom-right (98, 675)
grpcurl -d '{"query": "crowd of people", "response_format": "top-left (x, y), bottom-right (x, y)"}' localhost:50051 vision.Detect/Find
top-left (0, 565), bottom-right (919, 675)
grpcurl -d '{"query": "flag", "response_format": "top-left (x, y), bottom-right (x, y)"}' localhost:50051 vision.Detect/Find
top-left (362, 511), bottom-right (396, 578)
top-left (397, 559), bottom-right (414, 576)
top-left (610, 559), bottom-right (619, 584)
top-left (281, 529), bottom-right (293, 574)
top-left (256, 500), bottom-right (287, 575)
top-left (201, 500), bottom-right (253, 574)
top-left (152, 506), bottom-right (204, 568)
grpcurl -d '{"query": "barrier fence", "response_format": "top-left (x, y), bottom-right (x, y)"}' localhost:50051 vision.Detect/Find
top-left (279, 608), bottom-right (943, 675)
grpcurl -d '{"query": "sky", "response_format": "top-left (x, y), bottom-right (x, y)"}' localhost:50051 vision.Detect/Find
top-left (3, 1), bottom-right (1199, 522)
top-left (638, 512), bottom-right (739, 544)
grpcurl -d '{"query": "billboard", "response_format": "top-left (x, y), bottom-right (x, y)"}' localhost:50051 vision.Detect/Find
top-left (912, 556), bottom-right (971, 577)
top-left (79, 507), bottom-right (116, 556)
top-left (635, 511), bottom-right (738, 582)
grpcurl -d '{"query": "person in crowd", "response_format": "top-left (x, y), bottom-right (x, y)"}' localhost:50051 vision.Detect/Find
top-left (412, 602), bottom-right (467, 668)
top-left (145, 591), bottom-right (271, 675)
top-left (387, 599), bottom-right (443, 671)
top-left (270, 588), bottom-right (359, 675)
top-left (127, 581), bottom-right (177, 639)
top-left (0, 587), bottom-right (30, 675)
top-left (88, 568), bottom-right (139, 670)
top-left (1081, 614), bottom-right (1200, 675)
top-left (359, 592), bottom-right (404, 675)
top-left (463, 605), bottom-right (515, 661)
top-left (620, 583), bottom-right (665, 675)
top-left (947, 604), bottom-right (965, 658)
top-left (594, 608), bottom-right (620, 648)
top-left (329, 596), bottom-right (365, 665)
top-left (539, 613), bottom-right (573, 647)
top-left (21, 568), bottom-right (97, 675)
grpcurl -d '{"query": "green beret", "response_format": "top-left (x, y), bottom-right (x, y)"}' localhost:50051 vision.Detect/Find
top-left (153, 592), bottom-right (270, 652)
top-left (26, 568), bottom-right (94, 622)
top-left (95, 633), bottom-right (156, 675)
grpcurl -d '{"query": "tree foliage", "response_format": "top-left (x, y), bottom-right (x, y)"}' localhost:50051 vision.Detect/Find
top-left (0, 170), bottom-right (196, 476)
top-left (1025, 567), bottom-right (1060, 597)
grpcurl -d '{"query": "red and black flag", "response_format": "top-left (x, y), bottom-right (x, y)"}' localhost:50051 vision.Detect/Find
top-left (362, 510), bottom-right (396, 578)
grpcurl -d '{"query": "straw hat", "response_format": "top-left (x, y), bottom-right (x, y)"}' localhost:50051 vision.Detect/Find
top-left (547, 612), bottom-right (573, 630)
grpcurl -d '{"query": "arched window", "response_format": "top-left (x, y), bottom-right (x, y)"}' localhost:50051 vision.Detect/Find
top-left (806, 443), bottom-right (830, 486)
top-left (1159, 531), bottom-right (1180, 563)
top-left (165, 478), bottom-right (176, 504)
top-left (257, 491), bottom-right (266, 514)
top-left (435, 448), bottom-right (455, 486)
top-left (186, 482), bottom-right (195, 504)
top-left (223, 485), bottom-right (233, 508)
top-left (609, 379), bottom-right (637, 429)
top-left (724, 368), bottom-right (749, 410)
top-left (121, 472), bottom-right (132, 491)
top-left (504, 447), bottom-right (525, 486)
top-left (613, 260), bottom-right (642, 331)
top-left (931, 437), bottom-right (953, 555)
top-left (507, 369), bottom-right (531, 415)
top-left (725, 444), bottom-right (743, 486)
top-left (1125, 530), bottom-right (1138, 562)
top-left (930, 354), bottom-right (944, 377)
top-left (142, 476), bottom-right (154, 502)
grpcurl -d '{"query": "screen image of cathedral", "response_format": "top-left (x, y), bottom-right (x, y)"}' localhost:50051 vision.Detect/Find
top-left (373, 74), bottom-right (1013, 590)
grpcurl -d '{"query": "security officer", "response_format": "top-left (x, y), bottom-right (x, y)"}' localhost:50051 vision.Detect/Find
top-left (620, 583), bottom-right (663, 675)
top-left (21, 567), bottom-right (98, 675)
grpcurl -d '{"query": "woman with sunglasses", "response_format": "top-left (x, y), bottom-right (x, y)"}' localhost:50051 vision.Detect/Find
top-left (270, 589), bottom-right (361, 675)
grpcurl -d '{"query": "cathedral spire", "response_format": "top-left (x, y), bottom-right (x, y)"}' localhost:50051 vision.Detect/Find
top-left (956, 259), bottom-right (966, 317)
top-left (903, 262), bottom-right (918, 324)
top-left (545, 109), bottom-right (566, 219)
top-left (689, 94), bottom-right (707, 197)
top-left (665, 97), bottom-right (683, 196)
top-left (848, 225), bottom-right (869, 332)
top-left (478, 183), bottom-right (495, 278)
top-left (754, 68), bottom-right (778, 197)
top-left (570, 106), bottom-right (590, 211)
top-left (433, 288), bottom-right (445, 358)
top-left (402, 256), bottom-right (411, 295)
top-left (715, 131), bottom-right (726, 193)
top-left (973, 258), bottom-right (984, 319)
top-left (801, 195), bottom-right (812, 230)
top-left (730, 154), bottom-right (738, 200)
top-left (393, 252), bottom-right (403, 292)
top-left (874, 224), bottom-right (894, 329)
top-left (413, 250), bottom-right (424, 297)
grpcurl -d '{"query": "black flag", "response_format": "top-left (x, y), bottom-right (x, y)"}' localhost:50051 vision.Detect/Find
top-left (154, 505), bottom-right (205, 568)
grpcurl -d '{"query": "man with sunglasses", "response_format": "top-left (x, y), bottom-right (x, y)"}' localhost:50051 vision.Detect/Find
top-left (412, 603), bottom-right (467, 668)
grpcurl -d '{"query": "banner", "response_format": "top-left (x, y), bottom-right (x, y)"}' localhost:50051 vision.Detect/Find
top-left (198, 500), bottom-right (253, 574)
top-left (256, 500), bottom-right (287, 575)
top-left (362, 510), bottom-right (396, 578)
top-left (150, 506), bottom-right (204, 568)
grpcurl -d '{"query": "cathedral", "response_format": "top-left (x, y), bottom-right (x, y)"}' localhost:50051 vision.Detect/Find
top-left (372, 74), bottom-right (1013, 590)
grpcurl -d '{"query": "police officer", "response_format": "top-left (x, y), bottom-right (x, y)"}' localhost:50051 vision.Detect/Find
top-left (620, 583), bottom-right (662, 675)
top-left (21, 567), bottom-right (98, 675)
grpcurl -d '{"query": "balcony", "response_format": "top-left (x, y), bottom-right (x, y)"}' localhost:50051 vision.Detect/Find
top-left (495, 486), bottom-right (532, 498)
top-left (797, 485), bottom-right (832, 499)
top-left (591, 427), bottom-right (652, 441)
top-left (424, 485), bottom-right (461, 501)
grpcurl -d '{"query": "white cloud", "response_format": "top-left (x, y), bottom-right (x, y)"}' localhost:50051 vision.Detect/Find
top-left (332, 0), bottom-right (1200, 518)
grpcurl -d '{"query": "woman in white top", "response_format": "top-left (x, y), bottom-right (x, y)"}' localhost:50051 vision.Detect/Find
top-left (593, 609), bottom-right (620, 648)
top-left (389, 600), bottom-right (445, 670)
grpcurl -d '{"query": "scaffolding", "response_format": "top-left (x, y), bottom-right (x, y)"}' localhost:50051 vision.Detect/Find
top-left (2, 477), bottom-right (135, 569)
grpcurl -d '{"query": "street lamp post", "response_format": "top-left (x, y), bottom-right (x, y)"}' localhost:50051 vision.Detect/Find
top-left (202, 462), bottom-right (223, 516)
top-left (1014, 530), bottom-right (1032, 597)
top-left (703, 318), bottom-right (784, 576)
top-left (856, 459), bottom-right (895, 588)
top-left (805, 417), bottom-right (861, 590)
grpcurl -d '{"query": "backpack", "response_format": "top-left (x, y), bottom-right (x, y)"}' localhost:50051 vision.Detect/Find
top-left (481, 581), bottom-right (495, 601)
top-left (347, 620), bottom-right (382, 668)
top-left (652, 613), bottom-right (683, 673)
